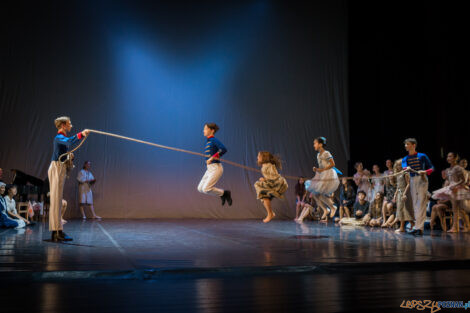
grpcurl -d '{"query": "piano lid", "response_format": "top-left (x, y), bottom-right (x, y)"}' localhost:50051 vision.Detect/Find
top-left (11, 169), bottom-right (45, 187)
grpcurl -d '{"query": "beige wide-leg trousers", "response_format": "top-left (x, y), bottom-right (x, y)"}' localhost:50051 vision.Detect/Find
top-left (48, 161), bottom-right (67, 231)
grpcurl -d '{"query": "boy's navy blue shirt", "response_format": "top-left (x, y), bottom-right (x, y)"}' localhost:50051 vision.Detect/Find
top-left (51, 131), bottom-right (83, 162)
top-left (401, 152), bottom-right (434, 177)
top-left (204, 136), bottom-right (227, 163)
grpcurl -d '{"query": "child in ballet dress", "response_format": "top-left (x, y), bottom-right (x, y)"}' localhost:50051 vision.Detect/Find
top-left (254, 151), bottom-right (288, 223)
top-left (305, 137), bottom-right (340, 221)
top-left (393, 159), bottom-right (414, 233)
top-left (432, 152), bottom-right (470, 232)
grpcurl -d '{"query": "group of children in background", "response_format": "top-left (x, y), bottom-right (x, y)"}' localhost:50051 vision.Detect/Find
top-left (293, 142), bottom-right (470, 234)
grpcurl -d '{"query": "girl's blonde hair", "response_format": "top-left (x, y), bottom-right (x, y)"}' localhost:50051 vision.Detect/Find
top-left (390, 159), bottom-right (403, 185)
top-left (393, 159), bottom-right (402, 173)
top-left (258, 151), bottom-right (282, 170)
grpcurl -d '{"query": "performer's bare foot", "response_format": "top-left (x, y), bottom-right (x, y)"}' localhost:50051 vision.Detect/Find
top-left (329, 207), bottom-right (337, 218)
top-left (321, 212), bottom-right (328, 220)
top-left (381, 223), bottom-right (388, 228)
top-left (461, 227), bottom-right (469, 233)
top-left (263, 212), bottom-right (275, 223)
top-left (92, 215), bottom-right (101, 219)
top-left (395, 229), bottom-right (405, 233)
top-left (447, 227), bottom-right (459, 233)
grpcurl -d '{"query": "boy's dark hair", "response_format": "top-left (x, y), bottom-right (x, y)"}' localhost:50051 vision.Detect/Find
top-left (6, 184), bottom-right (17, 193)
top-left (357, 190), bottom-right (367, 197)
top-left (83, 161), bottom-right (90, 169)
top-left (205, 123), bottom-right (220, 133)
top-left (403, 138), bottom-right (417, 146)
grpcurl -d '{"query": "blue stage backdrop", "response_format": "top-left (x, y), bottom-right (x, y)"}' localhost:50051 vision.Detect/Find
top-left (0, 1), bottom-right (348, 219)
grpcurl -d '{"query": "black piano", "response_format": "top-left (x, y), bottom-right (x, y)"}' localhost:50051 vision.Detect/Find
top-left (10, 169), bottom-right (46, 202)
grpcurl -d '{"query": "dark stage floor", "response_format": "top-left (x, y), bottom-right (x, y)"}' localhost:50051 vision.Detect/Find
top-left (2, 219), bottom-right (470, 312)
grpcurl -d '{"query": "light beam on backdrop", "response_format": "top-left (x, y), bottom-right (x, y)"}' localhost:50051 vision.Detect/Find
top-left (107, 3), bottom-right (270, 173)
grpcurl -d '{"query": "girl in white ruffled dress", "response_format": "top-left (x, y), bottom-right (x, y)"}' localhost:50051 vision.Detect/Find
top-left (305, 137), bottom-right (340, 221)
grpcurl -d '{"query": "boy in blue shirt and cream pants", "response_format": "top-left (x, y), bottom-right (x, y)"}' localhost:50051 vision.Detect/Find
top-left (402, 138), bottom-right (434, 236)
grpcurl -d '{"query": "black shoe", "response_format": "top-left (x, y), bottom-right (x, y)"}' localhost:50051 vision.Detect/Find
top-left (221, 193), bottom-right (226, 206)
top-left (407, 229), bottom-right (423, 236)
top-left (59, 231), bottom-right (73, 241)
top-left (225, 190), bottom-right (232, 206)
top-left (51, 231), bottom-right (62, 242)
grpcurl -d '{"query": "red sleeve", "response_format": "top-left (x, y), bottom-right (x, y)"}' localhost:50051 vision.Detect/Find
top-left (212, 152), bottom-right (220, 159)
top-left (77, 132), bottom-right (83, 140)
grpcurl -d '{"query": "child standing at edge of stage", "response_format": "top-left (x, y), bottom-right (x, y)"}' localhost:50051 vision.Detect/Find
top-left (49, 116), bottom-right (89, 242)
top-left (197, 123), bottom-right (232, 206)
top-left (254, 151), bottom-right (288, 223)
top-left (305, 137), bottom-right (340, 221)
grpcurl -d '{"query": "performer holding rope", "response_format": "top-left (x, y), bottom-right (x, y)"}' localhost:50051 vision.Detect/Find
top-left (197, 123), bottom-right (233, 206)
top-left (48, 116), bottom-right (89, 242)
top-left (402, 138), bottom-right (434, 236)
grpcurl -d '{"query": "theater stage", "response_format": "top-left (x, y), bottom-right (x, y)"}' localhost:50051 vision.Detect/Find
top-left (1, 219), bottom-right (470, 312)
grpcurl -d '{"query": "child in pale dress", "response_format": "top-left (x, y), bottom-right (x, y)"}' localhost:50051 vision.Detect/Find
top-left (305, 137), bottom-right (340, 221)
top-left (77, 161), bottom-right (100, 219)
top-left (0, 183), bottom-right (22, 229)
top-left (254, 151), bottom-right (288, 223)
top-left (430, 170), bottom-right (451, 231)
top-left (3, 185), bottom-right (30, 228)
top-left (370, 164), bottom-right (385, 201)
top-left (432, 152), bottom-right (470, 232)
